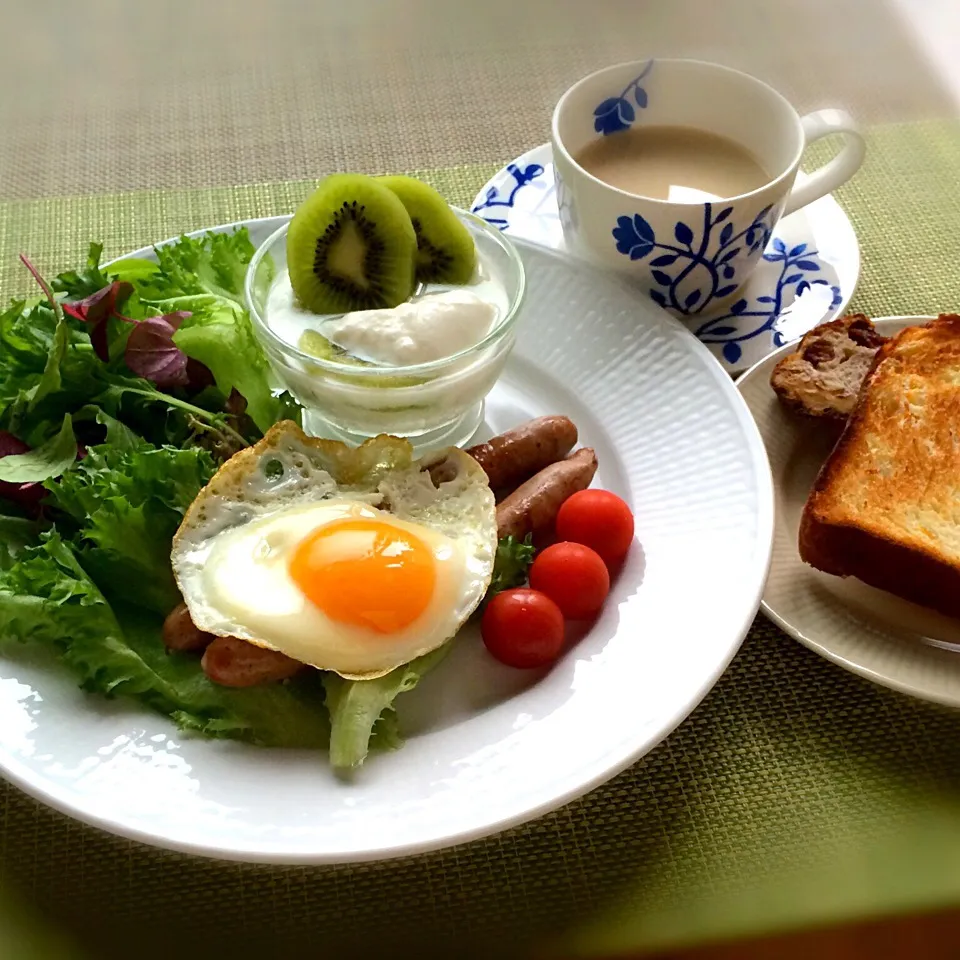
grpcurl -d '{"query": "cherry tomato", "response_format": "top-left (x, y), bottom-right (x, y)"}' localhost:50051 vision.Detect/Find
top-left (481, 588), bottom-right (565, 668)
top-left (528, 542), bottom-right (610, 619)
top-left (555, 489), bottom-right (634, 563)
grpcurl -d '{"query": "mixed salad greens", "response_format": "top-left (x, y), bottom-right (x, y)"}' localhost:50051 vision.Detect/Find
top-left (0, 229), bottom-right (533, 769)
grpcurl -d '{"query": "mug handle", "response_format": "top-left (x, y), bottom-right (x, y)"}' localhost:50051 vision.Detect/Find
top-left (782, 109), bottom-right (865, 217)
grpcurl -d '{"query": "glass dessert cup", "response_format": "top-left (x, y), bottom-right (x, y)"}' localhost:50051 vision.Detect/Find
top-left (245, 210), bottom-right (526, 451)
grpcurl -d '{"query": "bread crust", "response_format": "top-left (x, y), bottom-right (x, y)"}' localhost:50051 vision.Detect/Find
top-left (798, 314), bottom-right (960, 618)
top-left (771, 314), bottom-right (886, 420)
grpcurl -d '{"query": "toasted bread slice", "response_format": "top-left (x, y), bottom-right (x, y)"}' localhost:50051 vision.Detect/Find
top-left (771, 314), bottom-right (887, 420)
top-left (799, 314), bottom-right (960, 617)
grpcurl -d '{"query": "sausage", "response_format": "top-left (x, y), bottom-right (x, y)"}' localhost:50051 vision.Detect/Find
top-left (162, 603), bottom-right (214, 653)
top-left (466, 416), bottom-right (578, 491)
top-left (201, 635), bottom-right (304, 687)
top-left (496, 447), bottom-right (598, 540)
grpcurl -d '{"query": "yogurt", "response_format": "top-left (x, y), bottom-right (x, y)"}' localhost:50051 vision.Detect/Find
top-left (265, 267), bottom-right (509, 367)
top-left (322, 291), bottom-right (496, 365)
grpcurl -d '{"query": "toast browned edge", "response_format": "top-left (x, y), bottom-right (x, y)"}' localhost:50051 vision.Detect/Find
top-left (798, 314), bottom-right (960, 619)
top-left (770, 313), bottom-right (886, 421)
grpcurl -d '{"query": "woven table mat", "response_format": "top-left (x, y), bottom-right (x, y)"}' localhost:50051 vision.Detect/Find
top-left (1, 118), bottom-right (960, 960)
top-left (2, 0), bottom-right (958, 203)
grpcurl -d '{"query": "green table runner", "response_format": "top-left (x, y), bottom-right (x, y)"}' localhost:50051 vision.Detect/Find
top-left (2, 121), bottom-right (960, 959)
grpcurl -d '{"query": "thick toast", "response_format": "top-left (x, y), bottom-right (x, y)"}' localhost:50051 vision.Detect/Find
top-left (770, 314), bottom-right (887, 420)
top-left (799, 314), bottom-right (960, 618)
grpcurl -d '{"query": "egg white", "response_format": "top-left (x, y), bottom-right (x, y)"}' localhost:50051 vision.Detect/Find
top-left (171, 422), bottom-right (497, 678)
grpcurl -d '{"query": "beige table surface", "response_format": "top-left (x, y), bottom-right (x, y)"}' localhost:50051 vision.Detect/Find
top-left (3, 0), bottom-right (960, 201)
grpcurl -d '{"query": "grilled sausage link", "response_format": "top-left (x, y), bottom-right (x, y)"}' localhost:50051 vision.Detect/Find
top-left (496, 447), bottom-right (598, 540)
top-left (466, 416), bottom-right (578, 491)
top-left (162, 603), bottom-right (214, 653)
top-left (201, 635), bottom-right (304, 687)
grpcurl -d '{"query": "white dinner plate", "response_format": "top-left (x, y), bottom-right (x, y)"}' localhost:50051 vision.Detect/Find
top-left (738, 316), bottom-right (960, 706)
top-left (471, 143), bottom-right (861, 375)
top-left (0, 218), bottom-right (773, 862)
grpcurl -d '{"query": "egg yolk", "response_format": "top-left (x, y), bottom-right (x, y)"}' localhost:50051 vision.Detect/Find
top-left (288, 518), bottom-right (437, 634)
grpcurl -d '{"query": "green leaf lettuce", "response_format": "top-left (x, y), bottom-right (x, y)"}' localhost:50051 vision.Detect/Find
top-left (0, 415), bottom-right (76, 484)
top-left (0, 529), bottom-right (328, 747)
top-left (323, 644), bottom-right (451, 771)
top-left (44, 442), bottom-right (216, 615)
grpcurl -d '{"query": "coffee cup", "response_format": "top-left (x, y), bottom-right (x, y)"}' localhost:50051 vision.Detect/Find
top-left (551, 59), bottom-right (864, 317)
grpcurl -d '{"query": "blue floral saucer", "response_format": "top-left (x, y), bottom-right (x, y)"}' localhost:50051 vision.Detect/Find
top-left (471, 144), bottom-right (860, 374)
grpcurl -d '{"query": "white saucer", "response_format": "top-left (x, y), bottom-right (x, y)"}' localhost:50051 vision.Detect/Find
top-left (738, 316), bottom-right (960, 706)
top-left (472, 144), bottom-right (861, 374)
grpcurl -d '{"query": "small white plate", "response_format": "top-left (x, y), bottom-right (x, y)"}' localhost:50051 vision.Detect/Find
top-left (738, 316), bottom-right (960, 706)
top-left (472, 144), bottom-right (860, 374)
top-left (0, 218), bottom-right (773, 863)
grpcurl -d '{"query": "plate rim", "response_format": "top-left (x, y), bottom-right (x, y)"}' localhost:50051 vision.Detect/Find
top-left (473, 142), bottom-right (862, 373)
top-left (0, 218), bottom-right (776, 863)
top-left (735, 314), bottom-right (960, 706)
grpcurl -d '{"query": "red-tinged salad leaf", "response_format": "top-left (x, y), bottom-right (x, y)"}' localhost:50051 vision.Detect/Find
top-left (61, 284), bottom-right (214, 394)
top-left (124, 312), bottom-right (191, 388)
top-left (61, 280), bottom-right (133, 324)
top-left (48, 230), bottom-right (296, 437)
top-left (7, 254), bottom-right (248, 452)
top-left (61, 280), bottom-right (134, 361)
top-left (131, 230), bottom-right (287, 432)
top-left (60, 280), bottom-right (206, 394)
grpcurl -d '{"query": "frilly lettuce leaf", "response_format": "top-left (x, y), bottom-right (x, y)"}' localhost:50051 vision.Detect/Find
top-left (151, 228), bottom-right (257, 307)
top-left (44, 442), bottom-right (216, 615)
top-left (0, 414), bottom-right (77, 484)
top-left (486, 534), bottom-right (536, 599)
top-left (0, 527), bottom-right (328, 747)
top-left (173, 299), bottom-right (282, 433)
top-left (115, 229), bottom-right (285, 434)
top-left (323, 643), bottom-right (452, 771)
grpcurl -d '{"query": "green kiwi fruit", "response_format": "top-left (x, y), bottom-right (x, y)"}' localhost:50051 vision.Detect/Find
top-left (286, 174), bottom-right (417, 314)
top-left (379, 176), bottom-right (477, 284)
top-left (298, 329), bottom-right (369, 367)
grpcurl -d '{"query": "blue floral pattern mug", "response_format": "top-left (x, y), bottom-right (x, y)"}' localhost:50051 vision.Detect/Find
top-left (551, 59), bottom-right (864, 318)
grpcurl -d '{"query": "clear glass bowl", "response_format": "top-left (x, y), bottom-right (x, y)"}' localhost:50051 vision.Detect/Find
top-left (245, 209), bottom-right (526, 450)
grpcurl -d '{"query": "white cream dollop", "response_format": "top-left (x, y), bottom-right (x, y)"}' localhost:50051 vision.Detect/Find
top-left (321, 289), bottom-right (498, 366)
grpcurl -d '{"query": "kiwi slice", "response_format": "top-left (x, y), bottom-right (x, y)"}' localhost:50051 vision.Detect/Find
top-left (298, 329), bottom-right (426, 388)
top-left (299, 329), bottom-right (369, 367)
top-left (287, 174), bottom-right (417, 314)
top-left (379, 176), bottom-right (477, 284)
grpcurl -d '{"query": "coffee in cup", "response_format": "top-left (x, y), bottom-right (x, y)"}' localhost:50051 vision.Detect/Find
top-left (551, 59), bottom-right (865, 317)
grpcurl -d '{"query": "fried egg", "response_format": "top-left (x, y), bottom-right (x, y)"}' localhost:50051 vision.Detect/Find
top-left (171, 421), bottom-right (496, 678)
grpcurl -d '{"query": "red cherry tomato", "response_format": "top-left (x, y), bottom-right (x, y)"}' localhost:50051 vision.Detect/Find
top-left (555, 489), bottom-right (634, 563)
top-left (481, 589), bottom-right (565, 668)
top-left (528, 542), bottom-right (610, 619)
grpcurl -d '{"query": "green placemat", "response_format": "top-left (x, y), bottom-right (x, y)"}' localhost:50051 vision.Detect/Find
top-left (2, 120), bottom-right (960, 960)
